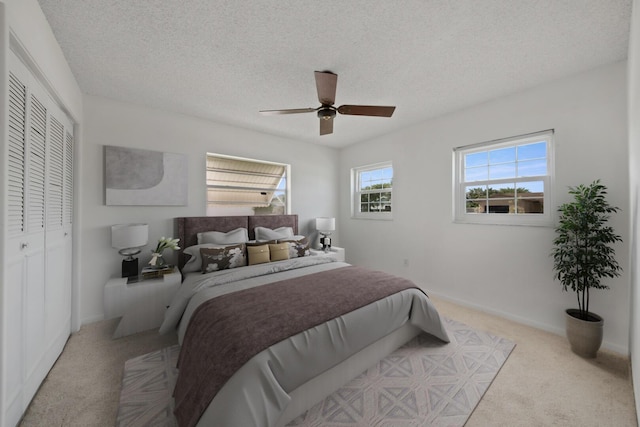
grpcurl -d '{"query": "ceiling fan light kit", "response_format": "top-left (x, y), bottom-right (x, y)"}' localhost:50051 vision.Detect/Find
top-left (260, 71), bottom-right (396, 135)
top-left (317, 108), bottom-right (336, 120)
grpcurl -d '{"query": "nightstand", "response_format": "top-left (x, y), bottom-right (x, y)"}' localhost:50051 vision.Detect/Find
top-left (310, 246), bottom-right (345, 263)
top-left (103, 267), bottom-right (181, 338)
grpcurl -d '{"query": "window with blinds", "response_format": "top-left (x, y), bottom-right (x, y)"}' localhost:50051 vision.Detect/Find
top-left (206, 154), bottom-right (290, 216)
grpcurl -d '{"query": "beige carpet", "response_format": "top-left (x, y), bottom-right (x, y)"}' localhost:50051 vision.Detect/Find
top-left (19, 296), bottom-right (638, 426)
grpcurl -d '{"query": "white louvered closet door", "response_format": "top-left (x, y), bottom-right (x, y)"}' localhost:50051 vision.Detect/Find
top-left (2, 50), bottom-right (74, 427)
top-left (4, 62), bottom-right (29, 427)
top-left (44, 99), bottom-right (73, 351)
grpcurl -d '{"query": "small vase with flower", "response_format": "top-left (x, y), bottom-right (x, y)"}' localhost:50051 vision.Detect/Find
top-left (149, 237), bottom-right (180, 269)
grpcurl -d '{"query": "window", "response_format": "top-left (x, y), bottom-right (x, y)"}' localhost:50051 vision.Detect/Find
top-left (206, 153), bottom-right (290, 216)
top-left (453, 130), bottom-right (554, 226)
top-left (352, 162), bottom-right (393, 219)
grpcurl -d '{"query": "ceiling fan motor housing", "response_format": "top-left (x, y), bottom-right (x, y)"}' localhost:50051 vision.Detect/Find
top-left (317, 107), bottom-right (337, 120)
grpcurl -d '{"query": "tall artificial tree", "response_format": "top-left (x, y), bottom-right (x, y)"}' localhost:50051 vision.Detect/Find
top-left (552, 180), bottom-right (622, 321)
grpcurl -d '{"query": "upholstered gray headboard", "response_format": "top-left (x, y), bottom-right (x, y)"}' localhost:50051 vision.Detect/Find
top-left (175, 215), bottom-right (299, 269)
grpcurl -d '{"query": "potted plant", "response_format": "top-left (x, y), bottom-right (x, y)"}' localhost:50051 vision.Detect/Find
top-left (551, 180), bottom-right (622, 358)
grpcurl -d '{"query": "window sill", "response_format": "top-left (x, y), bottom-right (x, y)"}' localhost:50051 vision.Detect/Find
top-left (352, 213), bottom-right (393, 221)
top-left (454, 214), bottom-right (553, 227)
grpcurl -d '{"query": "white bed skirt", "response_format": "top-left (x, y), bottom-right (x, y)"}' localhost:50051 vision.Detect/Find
top-left (276, 322), bottom-right (421, 426)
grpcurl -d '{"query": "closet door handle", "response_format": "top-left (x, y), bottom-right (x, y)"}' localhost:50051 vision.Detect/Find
top-left (20, 242), bottom-right (29, 250)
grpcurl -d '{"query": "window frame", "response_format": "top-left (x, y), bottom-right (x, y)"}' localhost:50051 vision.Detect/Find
top-left (351, 161), bottom-right (393, 220)
top-left (453, 130), bottom-right (555, 226)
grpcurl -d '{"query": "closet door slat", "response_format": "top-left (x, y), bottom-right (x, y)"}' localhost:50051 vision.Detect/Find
top-left (7, 72), bottom-right (27, 235)
top-left (47, 117), bottom-right (64, 229)
top-left (64, 131), bottom-right (74, 225)
top-left (27, 95), bottom-right (47, 232)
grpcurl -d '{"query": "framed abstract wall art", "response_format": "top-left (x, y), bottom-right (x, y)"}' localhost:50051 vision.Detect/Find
top-left (105, 145), bottom-right (188, 206)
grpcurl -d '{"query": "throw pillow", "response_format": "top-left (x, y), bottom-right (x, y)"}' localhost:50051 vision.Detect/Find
top-left (247, 244), bottom-right (270, 265)
top-left (199, 243), bottom-right (247, 273)
top-left (269, 243), bottom-right (290, 261)
top-left (279, 236), bottom-right (310, 258)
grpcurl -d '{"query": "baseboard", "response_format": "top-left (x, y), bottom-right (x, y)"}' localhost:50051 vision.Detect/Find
top-left (81, 314), bottom-right (105, 326)
top-left (427, 290), bottom-right (629, 356)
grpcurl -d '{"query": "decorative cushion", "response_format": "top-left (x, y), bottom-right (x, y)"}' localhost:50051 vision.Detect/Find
top-left (197, 228), bottom-right (249, 245)
top-left (199, 244), bottom-right (247, 274)
top-left (247, 244), bottom-right (270, 265)
top-left (183, 243), bottom-right (229, 273)
top-left (269, 243), bottom-right (290, 262)
top-left (254, 226), bottom-right (294, 241)
top-left (279, 236), bottom-right (310, 258)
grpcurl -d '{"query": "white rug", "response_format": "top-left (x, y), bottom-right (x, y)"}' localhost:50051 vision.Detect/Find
top-left (117, 318), bottom-right (515, 426)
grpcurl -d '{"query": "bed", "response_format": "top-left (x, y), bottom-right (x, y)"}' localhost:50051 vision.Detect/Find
top-left (160, 214), bottom-right (449, 427)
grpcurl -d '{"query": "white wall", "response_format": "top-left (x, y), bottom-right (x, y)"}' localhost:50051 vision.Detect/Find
top-left (627, 0), bottom-right (640, 416)
top-left (80, 95), bottom-right (340, 323)
top-left (340, 61), bottom-right (630, 353)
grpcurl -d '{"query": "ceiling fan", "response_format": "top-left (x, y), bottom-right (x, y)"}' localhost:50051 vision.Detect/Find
top-left (259, 71), bottom-right (396, 136)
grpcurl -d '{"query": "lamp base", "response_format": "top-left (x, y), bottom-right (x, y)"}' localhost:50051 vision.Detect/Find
top-left (122, 258), bottom-right (138, 278)
top-left (320, 235), bottom-right (332, 252)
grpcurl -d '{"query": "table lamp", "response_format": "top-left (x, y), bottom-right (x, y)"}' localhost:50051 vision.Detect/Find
top-left (111, 223), bottom-right (148, 278)
top-left (315, 217), bottom-right (335, 252)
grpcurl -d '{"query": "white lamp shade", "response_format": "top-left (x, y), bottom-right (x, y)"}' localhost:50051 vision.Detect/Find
top-left (315, 217), bottom-right (335, 233)
top-left (111, 223), bottom-right (149, 249)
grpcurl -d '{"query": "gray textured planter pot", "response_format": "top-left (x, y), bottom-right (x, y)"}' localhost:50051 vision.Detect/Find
top-left (565, 309), bottom-right (603, 358)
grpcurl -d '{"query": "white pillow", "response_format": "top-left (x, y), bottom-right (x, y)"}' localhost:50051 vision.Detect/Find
top-left (182, 243), bottom-right (235, 273)
top-left (197, 227), bottom-right (249, 245)
top-left (254, 226), bottom-right (294, 241)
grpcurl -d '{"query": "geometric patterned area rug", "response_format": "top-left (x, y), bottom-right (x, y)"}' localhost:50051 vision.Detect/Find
top-left (116, 345), bottom-right (180, 427)
top-left (286, 318), bottom-right (515, 427)
top-left (116, 317), bottom-right (515, 427)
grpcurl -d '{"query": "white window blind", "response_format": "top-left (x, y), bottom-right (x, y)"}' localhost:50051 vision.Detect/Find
top-left (206, 154), bottom-right (289, 215)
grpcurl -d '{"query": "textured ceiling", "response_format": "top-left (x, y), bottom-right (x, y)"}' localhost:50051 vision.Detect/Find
top-left (37, 0), bottom-right (632, 148)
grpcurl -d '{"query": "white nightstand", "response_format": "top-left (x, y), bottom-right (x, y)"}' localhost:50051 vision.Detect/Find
top-left (103, 267), bottom-right (181, 338)
top-left (310, 246), bottom-right (345, 263)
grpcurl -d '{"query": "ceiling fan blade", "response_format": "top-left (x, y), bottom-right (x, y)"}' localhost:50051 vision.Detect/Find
top-left (315, 71), bottom-right (337, 106)
top-left (319, 118), bottom-right (334, 135)
top-left (259, 108), bottom-right (316, 115)
top-left (337, 105), bottom-right (396, 117)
